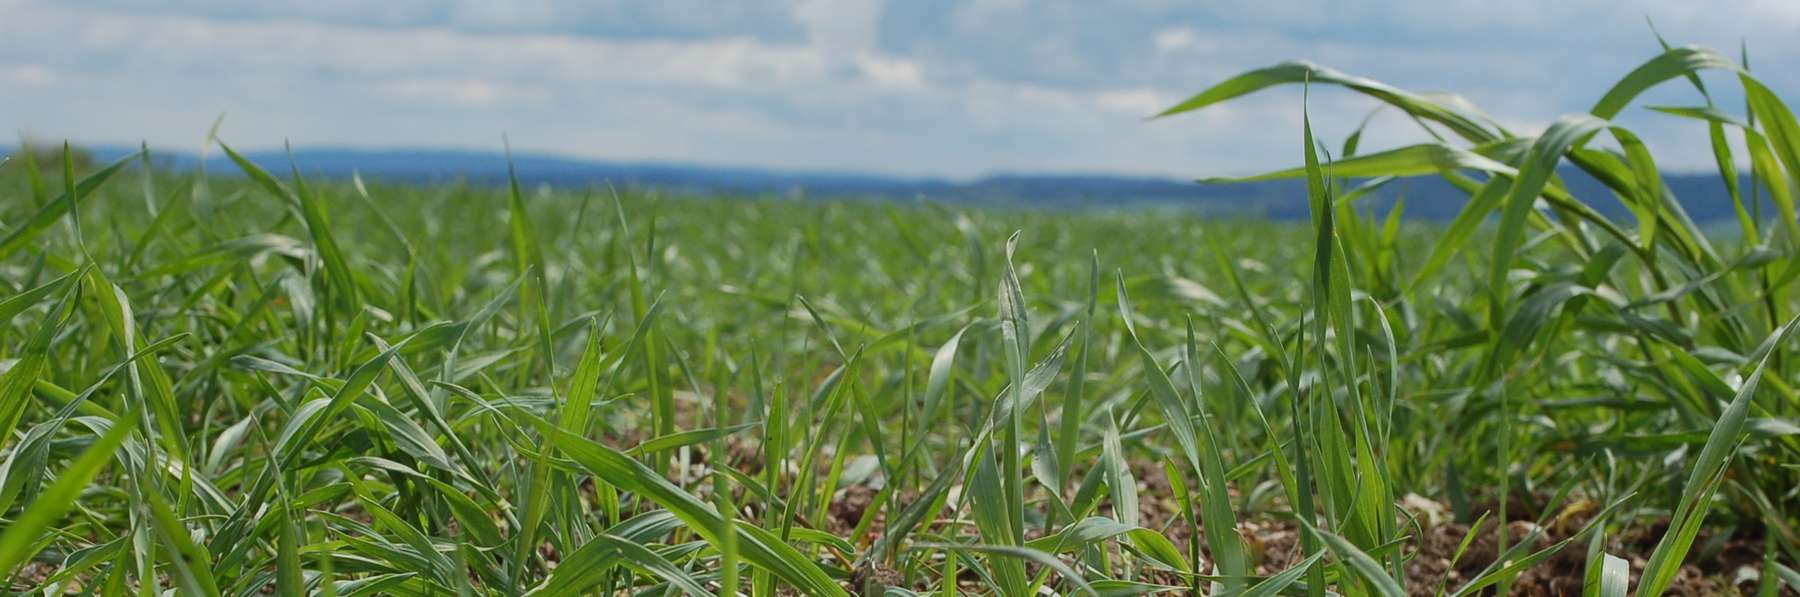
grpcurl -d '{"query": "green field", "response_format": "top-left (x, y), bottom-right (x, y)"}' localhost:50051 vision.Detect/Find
top-left (4, 45), bottom-right (1800, 596)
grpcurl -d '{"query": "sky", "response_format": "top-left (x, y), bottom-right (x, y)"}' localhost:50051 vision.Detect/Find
top-left (3, 0), bottom-right (1799, 179)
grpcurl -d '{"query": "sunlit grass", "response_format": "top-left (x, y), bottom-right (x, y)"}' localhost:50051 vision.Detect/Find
top-left (2, 39), bottom-right (1798, 596)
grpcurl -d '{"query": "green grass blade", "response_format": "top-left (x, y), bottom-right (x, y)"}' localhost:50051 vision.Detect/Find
top-left (1590, 46), bottom-right (1738, 119)
top-left (1298, 519), bottom-right (1404, 597)
top-left (1200, 142), bottom-right (1513, 182)
top-left (1241, 550), bottom-right (1327, 597)
top-left (524, 414), bottom-right (849, 597)
top-left (912, 543), bottom-right (1096, 596)
top-left (1639, 316), bottom-right (1800, 596)
top-left (0, 407), bottom-right (136, 577)
top-left (1489, 115), bottom-right (1608, 306)
top-left (0, 151), bottom-right (136, 261)
top-left (1154, 61), bottom-right (1497, 143)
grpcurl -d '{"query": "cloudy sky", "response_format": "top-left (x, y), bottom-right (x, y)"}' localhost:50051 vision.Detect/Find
top-left (3, 0), bottom-right (1798, 178)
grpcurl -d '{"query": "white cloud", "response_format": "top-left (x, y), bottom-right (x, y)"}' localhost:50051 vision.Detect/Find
top-left (855, 53), bottom-right (927, 91)
top-left (2, 64), bottom-right (56, 86)
top-left (444, 0), bottom-right (558, 30)
top-left (793, 0), bottom-right (880, 52)
top-left (1152, 27), bottom-right (1198, 53)
top-left (1095, 88), bottom-right (1172, 115)
top-left (376, 78), bottom-right (550, 107)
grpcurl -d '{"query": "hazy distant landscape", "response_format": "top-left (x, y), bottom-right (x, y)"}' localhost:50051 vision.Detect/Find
top-left (24, 144), bottom-right (1749, 221)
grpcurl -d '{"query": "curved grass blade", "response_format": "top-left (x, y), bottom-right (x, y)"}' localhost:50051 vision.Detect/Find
top-left (1154, 61), bottom-right (1497, 143)
top-left (0, 407), bottom-right (137, 577)
top-left (0, 151), bottom-right (137, 261)
top-left (523, 414), bottom-right (849, 596)
top-left (912, 543), bottom-right (1096, 596)
top-left (1638, 316), bottom-right (1800, 596)
top-left (1201, 142), bottom-right (1514, 183)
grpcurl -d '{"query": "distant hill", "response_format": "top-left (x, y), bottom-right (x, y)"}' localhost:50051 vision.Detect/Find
top-left (5, 145), bottom-right (1749, 221)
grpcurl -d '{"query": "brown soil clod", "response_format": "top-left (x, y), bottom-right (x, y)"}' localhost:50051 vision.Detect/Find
top-left (848, 562), bottom-right (905, 596)
top-left (829, 484), bottom-right (879, 534)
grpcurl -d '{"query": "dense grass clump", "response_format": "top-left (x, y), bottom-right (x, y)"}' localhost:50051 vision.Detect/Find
top-left (3, 42), bottom-right (1800, 596)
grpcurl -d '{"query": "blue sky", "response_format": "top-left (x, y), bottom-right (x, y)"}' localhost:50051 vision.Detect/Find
top-left (3, 0), bottom-right (1797, 178)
